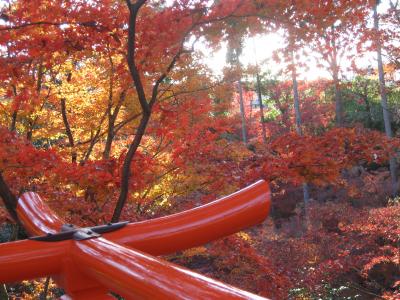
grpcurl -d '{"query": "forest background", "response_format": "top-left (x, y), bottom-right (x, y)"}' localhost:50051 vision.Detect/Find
top-left (0, 0), bottom-right (399, 299)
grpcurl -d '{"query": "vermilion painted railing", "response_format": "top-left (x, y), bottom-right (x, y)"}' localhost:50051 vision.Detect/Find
top-left (0, 180), bottom-right (271, 299)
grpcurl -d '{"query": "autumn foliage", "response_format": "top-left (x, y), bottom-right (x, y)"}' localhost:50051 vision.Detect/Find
top-left (262, 127), bottom-right (399, 186)
top-left (0, 0), bottom-right (400, 299)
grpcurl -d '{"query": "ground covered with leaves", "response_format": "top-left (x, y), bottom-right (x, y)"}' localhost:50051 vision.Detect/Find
top-left (1, 0), bottom-right (400, 299)
top-left (2, 167), bottom-right (399, 299)
top-left (169, 184), bottom-right (400, 300)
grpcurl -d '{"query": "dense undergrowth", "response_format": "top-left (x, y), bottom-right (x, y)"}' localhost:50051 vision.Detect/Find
top-left (1, 165), bottom-right (399, 299)
top-left (1, 1), bottom-right (399, 299)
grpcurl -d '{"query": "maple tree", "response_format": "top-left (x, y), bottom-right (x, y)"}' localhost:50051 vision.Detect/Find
top-left (305, 0), bottom-right (372, 127)
top-left (0, 0), bottom-right (399, 299)
top-left (372, 0), bottom-right (399, 197)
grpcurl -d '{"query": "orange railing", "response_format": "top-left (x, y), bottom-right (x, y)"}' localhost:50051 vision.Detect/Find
top-left (0, 180), bottom-right (271, 299)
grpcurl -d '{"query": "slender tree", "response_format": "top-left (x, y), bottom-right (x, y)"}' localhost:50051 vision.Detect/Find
top-left (330, 25), bottom-right (343, 127)
top-left (256, 73), bottom-right (267, 143)
top-left (237, 80), bottom-right (248, 144)
top-left (0, 173), bottom-right (18, 223)
top-left (226, 28), bottom-right (248, 144)
top-left (373, 0), bottom-right (398, 196)
top-left (290, 48), bottom-right (310, 206)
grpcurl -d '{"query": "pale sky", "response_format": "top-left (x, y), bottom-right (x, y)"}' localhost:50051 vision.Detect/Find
top-left (200, 0), bottom-right (392, 81)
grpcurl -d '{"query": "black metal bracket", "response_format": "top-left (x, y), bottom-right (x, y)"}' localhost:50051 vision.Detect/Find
top-left (29, 221), bottom-right (129, 242)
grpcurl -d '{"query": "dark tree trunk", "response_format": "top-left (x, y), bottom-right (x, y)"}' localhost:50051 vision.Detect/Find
top-left (10, 110), bottom-right (17, 132)
top-left (112, 0), bottom-right (199, 221)
top-left (103, 91), bottom-right (126, 159)
top-left (103, 115), bottom-right (115, 160)
top-left (111, 0), bottom-right (152, 222)
top-left (26, 125), bottom-right (32, 141)
top-left (111, 112), bottom-right (151, 222)
top-left (0, 173), bottom-right (18, 223)
top-left (61, 98), bottom-right (77, 163)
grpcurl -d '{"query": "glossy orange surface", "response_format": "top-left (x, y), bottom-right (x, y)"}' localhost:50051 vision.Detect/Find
top-left (73, 237), bottom-right (267, 300)
top-left (1, 180), bottom-right (271, 299)
top-left (9, 193), bottom-right (101, 292)
top-left (17, 192), bottom-right (64, 235)
top-left (0, 239), bottom-right (66, 282)
top-left (106, 180), bottom-right (271, 255)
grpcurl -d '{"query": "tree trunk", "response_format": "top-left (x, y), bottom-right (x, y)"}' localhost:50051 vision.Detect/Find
top-left (111, 112), bottom-right (151, 222)
top-left (112, 0), bottom-right (189, 221)
top-left (0, 172), bottom-right (18, 223)
top-left (238, 80), bottom-right (248, 144)
top-left (331, 26), bottom-right (343, 127)
top-left (60, 98), bottom-right (77, 163)
top-left (9, 85), bottom-right (18, 132)
top-left (26, 124), bottom-right (32, 141)
top-left (82, 130), bottom-right (98, 163)
top-left (103, 51), bottom-right (115, 160)
top-left (103, 123), bottom-right (114, 160)
top-left (256, 73), bottom-right (267, 143)
top-left (364, 94), bottom-right (373, 128)
top-left (111, 0), bottom-right (152, 222)
top-left (10, 110), bottom-right (17, 132)
top-left (291, 51), bottom-right (310, 206)
top-left (292, 62), bottom-right (303, 136)
top-left (374, 1), bottom-right (399, 196)
top-left (103, 91), bottom-right (125, 160)
top-left (333, 68), bottom-right (342, 127)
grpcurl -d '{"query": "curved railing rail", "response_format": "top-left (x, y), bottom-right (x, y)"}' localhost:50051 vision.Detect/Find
top-left (0, 180), bottom-right (271, 299)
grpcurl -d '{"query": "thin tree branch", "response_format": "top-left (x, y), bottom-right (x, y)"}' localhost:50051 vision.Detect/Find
top-left (60, 98), bottom-right (77, 163)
